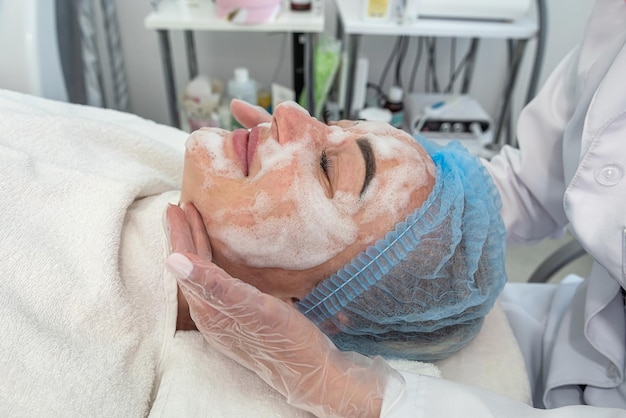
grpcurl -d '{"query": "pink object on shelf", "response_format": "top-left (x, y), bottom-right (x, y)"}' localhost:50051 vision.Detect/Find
top-left (215, 0), bottom-right (283, 24)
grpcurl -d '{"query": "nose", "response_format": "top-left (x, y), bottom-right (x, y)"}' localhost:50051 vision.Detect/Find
top-left (272, 101), bottom-right (325, 145)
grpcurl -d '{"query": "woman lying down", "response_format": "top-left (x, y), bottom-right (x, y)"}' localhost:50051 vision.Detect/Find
top-left (0, 89), bottom-right (516, 417)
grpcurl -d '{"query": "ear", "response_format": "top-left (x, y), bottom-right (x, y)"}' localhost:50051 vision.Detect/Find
top-left (230, 99), bottom-right (272, 128)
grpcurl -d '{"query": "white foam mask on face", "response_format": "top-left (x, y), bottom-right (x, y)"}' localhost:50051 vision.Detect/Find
top-left (329, 121), bottom-right (434, 228)
top-left (211, 123), bottom-right (362, 271)
top-left (186, 129), bottom-right (242, 182)
top-left (360, 130), bottom-right (433, 226)
top-left (187, 113), bottom-right (432, 272)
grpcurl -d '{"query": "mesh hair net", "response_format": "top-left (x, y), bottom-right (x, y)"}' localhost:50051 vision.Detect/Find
top-left (296, 138), bottom-right (507, 362)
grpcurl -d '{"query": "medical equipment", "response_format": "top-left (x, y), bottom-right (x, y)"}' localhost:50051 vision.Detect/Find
top-left (405, 93), bottom-right (493, 156)
top-left (401, 0), bottom-right (532, 22)
top-left (297, 138), bottom-right (507, 361)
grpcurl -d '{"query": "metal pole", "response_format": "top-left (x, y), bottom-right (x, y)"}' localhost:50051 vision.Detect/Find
top-left (184, 30), bottom-right (198, 79)
top-left (344, 34), bottom-right (361, 119)
top-left (157, 30), bottom-right (180, 128)
top-left (304, 33), bottom-right (316, 116)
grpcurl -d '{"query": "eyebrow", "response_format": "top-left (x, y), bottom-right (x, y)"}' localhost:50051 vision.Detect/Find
top-left (356, 138), bottom-right (376, 196)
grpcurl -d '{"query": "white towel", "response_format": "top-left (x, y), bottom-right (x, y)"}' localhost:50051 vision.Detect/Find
top-left (150, 331), bottom-right (442, 418)
top-left (0, 89), bottom-right (186, 417)
top-left (148, 301), bottom-right (530, 418)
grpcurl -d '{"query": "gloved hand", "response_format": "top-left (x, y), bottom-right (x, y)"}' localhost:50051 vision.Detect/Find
top-left (164, 203), bottom-right (405, 418)
top-left (230, 98), bottom-right (272, 128)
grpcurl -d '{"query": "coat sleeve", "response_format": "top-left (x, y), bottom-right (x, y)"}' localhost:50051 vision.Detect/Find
top-left (383, 372), bottom-right (626, 418)
top-left (482, 49), bottom-right (579, 244)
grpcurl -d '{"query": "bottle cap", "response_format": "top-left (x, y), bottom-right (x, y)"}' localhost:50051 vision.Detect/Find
top-left (234, 67), bottom-right (249, 83)
top-left (388, 86), bottom-right (403, 102)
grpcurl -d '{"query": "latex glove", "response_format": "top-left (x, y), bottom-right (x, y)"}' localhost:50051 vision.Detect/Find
top-left (230, 97), bottom-right (358, 129)
top-left (164, 203), bottom-right (405, 418)
top-left (230, 98), bottom-right (272, 128)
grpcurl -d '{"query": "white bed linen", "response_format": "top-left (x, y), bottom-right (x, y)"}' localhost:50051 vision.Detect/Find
top-left (0, 89), bottom-right (530, 417)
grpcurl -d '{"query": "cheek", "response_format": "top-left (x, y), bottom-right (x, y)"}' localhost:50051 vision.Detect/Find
top-left (357, 155), bottom-right (434, 236)
top-left (210, 170), bottom-right (360, 272)
top-left (184, 130), bottom-right (242, 184)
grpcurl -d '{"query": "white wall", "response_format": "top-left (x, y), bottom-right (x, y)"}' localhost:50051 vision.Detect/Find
top-left (115, 0), bottom-right (595, 130)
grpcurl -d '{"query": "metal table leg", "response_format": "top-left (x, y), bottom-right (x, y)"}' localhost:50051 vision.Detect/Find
top-left (157, 29), bottom-right (180, 128)
top-left (185, 30), bottom-right (198, 79)
top-left (343, 33), bottom-right (361, 120)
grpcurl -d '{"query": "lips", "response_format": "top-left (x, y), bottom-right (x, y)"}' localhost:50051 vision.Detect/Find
top-left (231, 127), bottom-right (260, 176)
top-left (247, 126), bottom-right (260, 173)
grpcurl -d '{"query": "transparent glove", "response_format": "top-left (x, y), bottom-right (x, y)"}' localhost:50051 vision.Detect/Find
top-left (230, 98), bottom-right (272, 128)
top-left (164, 203), bottom-right (405, 418)
top-left (230, 97), bottom-right (356, 129)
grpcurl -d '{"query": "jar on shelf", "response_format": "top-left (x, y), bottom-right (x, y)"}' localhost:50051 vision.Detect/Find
top-left (290, 0), bottom-right (311, 11)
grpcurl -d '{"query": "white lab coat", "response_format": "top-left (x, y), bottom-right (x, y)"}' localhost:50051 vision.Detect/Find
top-left (385, 0), bottom-right (626, 416)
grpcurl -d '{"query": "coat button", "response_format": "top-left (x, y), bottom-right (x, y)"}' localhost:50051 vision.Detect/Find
top-left (594, 163), bottom-right (624, 186)
top-left (607, 363), bottom-right (621, 381)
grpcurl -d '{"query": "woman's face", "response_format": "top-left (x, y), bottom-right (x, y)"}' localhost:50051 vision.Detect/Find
top-left (180, 101), bottom-right (435, 304)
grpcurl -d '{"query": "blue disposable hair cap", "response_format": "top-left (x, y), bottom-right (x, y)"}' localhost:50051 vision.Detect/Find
top-left (296, 137), bottom-right (507, 362)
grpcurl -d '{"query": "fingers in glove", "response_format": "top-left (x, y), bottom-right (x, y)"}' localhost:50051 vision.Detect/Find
top-left (181, 203), bottom-right (212, 259)
top-left (167, 253), bottom-right (294, 333)
top-left (165, 203), bottom-right (195, 254)
top-left (168, 253), bottom-right (262, 308)
top-left (230, 98), bottom-right (272, 128)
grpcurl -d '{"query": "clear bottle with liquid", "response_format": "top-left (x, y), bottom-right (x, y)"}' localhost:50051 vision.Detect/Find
top-left (227, 67), bottom-right (258, 129)
top-left (383, 86), bottom-right (404, 129)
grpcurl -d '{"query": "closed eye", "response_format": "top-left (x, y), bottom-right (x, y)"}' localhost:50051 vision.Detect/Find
top-left (320, 149), bottom-right (331, 177)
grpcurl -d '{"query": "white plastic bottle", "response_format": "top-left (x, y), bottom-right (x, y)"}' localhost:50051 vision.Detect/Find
top-left (227, 67), bottom-right (257, 129)
top-left (227, 67), bottom-right (258, 105)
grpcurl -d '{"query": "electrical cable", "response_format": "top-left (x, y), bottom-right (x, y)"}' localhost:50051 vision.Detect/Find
top-left (427, 38), bottom-right (440, 92)
top-left (505, 39), bottom-right (515, 146)
top-left (448, 38), bottom-right (456, 93)
top-left (409, 37), bottom-right (424, 92)
top-left (425, 41), bottom-right (430, 93)
top-left (500, 0), bottom-right (547, 147)
top-left (443, 40), bottom-right (474, 93)
top-left (366, 82), bottom-right (385, 106)
top-left (526, 0), bottom-right (547, 104)
top-left (378, 36), bottom-right (403, 93)
top-left (394, 36), bottom-right (409, 88)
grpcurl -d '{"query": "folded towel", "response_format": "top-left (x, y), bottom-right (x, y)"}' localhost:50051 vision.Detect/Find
top-left (0, 89), bottom-right (186, 417)
top-left (150, 330), bottom-right (443, 418)
top-left (148, 300), bottom-right (529, 418)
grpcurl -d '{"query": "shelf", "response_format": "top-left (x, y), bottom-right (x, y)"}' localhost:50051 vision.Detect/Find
top-left (145, 0), bottom-right (324, 33)
top-left (336, 0), bottom-right (537, 39)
